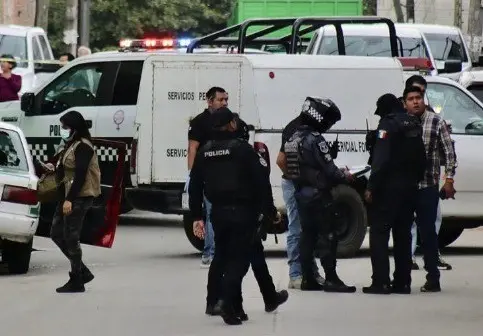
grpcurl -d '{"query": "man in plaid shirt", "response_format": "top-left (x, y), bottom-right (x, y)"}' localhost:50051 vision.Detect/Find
top-left (405, 75), bottom-right (455, 271)
top-left (404, 86), bottom-right (456, 292)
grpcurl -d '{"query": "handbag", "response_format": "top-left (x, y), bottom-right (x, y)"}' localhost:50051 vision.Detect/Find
top-left (37, 173), bottom-right (66, 203)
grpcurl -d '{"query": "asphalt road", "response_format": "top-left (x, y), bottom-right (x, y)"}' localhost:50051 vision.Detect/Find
top-left (1, 210), bottom-right (483, 336)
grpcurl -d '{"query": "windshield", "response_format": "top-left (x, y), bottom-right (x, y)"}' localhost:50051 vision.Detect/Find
top-left (424, 33), bottom-right (468, 62)
top-left (317, 35), bottom-right (427, 57)
top-left (0, 34), bottom-right (27, 68)
top-left (0, 129), bottom-right (28, 172)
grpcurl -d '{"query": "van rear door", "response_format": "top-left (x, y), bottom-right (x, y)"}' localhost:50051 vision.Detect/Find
top-left (151, 58), bottom-right (242, 183)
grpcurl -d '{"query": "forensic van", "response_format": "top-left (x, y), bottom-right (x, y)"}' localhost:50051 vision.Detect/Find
top-left (124, 51), bottom-right (483, 257)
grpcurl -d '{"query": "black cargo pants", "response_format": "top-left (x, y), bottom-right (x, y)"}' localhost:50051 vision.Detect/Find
top-left (369, 186), bottom-right (416, 287)
top-left (206, 205), bottom-right (257, 312)
top-left (51, 197), bottom-right (93, 274)
top-left (296, 188), bottom-right (338, 280)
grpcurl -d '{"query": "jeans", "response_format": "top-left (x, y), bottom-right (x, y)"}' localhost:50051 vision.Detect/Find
top-left (185, 174), bottom-right (215, 259)
top-left (282, 178), bottom-right (319, 279)
top-left (411, 200), bottom-right (442, 256)
top-left (203, 196), bottom-right (215, 259)
top-left (414, 186), bottom-right (441, 283)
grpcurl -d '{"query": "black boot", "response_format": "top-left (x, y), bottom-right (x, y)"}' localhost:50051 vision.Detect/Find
top-left (219, 301), bottom-right (242, 326)
top-left (323, 274), bottom-right (356, 293)
top-left (81, 264), bottom-right (95, 284)
top-left (265, 290), bottom-right (289, 312)
top-left (235, 306), bottom-right (248, 321)
top-left (420, 281), bottom-right (441, 293)
top-left (56, 272), bottom-right (85, 293)
top-left (362, 283), bottom-right (391, 295)
top-left (301, 276), bottom-right (324, 291)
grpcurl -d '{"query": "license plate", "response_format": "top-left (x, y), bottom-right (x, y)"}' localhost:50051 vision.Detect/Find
top-left (182, 192), bottom-right (189, 210)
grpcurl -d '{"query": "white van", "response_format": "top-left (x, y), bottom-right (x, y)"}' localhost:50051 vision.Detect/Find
top-left (398, 23), bottom-right (473, 73)
top-left (306, 23), bottom-right (439, 75)
top-left (126, 53), bottom-right (405, 256)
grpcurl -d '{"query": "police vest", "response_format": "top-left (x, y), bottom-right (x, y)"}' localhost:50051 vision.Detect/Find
top-left (388, 113), bottom-right (426, 181)
top-left (284, 134), bottom-right (303, 181)
top-left (201, 138), bottom-right (253, 204)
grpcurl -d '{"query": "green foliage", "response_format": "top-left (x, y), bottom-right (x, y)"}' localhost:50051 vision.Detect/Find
top-left (47, 0), bottom-right (235, 56)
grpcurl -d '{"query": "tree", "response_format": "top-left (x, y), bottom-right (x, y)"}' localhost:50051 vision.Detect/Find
top-left (47, 0), bottom-right (236, 55)
top-left (392, 0), bottom-right (404, 23)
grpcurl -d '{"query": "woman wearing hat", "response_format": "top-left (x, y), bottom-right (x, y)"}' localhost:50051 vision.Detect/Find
top-left (0, 54), bottom-right (21, 102)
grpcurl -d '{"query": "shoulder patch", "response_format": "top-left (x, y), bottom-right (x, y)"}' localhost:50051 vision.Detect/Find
top-left (259, 157), bottom-right (268, 167)
top-left (318, 141), bottom-right (329, 153)
top-left (377, 130), bottom-right (388, 139)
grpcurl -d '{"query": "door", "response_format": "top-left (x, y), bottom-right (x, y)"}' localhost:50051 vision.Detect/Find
top-left (35, 139), bottom-right (126, 248)
top-left (19, 61), bottom-right (118, 166)
top-left (426, 82), bottom-right (483, 217)
top-left (151, 60), bottom-right (242, 183)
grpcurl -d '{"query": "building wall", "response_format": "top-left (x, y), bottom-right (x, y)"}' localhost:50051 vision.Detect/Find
top-left (0, 0), bottom-right (36, 26)
top-left (377, 0), bottom-right (471, 33)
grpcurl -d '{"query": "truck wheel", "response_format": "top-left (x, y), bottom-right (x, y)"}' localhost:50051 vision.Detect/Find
top-left (2, 239), bottom-right (33, 274)
top-left (331, 185), bottom-right (367, 258)
top-left (438, 224), bottom-right (464, 248)
top-left (183, 213), bottom-right (204, 252)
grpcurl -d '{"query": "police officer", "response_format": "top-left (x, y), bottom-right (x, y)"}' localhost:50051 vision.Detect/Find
top-left (205, 111), bottom-right (289, 321)
top-left (284, 97), bottom-right (355, 292)
top-left (362, 93), bottom-right (426, 295)
top-left (189, 107), bottom-right (280, 325)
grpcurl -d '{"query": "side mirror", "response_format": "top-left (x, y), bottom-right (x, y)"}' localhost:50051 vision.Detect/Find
top-left (34, 62), bottom-right (62, 74)
top-left (439, 60), bottom-right (462, 74)
top-left (20, 92), bottom-right (35, 116)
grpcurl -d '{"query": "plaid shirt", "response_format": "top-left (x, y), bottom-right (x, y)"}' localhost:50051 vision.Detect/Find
top-left (419, 110), bottom-right (456, 189)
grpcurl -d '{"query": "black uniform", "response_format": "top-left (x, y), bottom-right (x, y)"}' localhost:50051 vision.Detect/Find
top-left (205, 112), bottom-right (288, 319)
top-left (284, 97), bottom-right (355, 293)
top-left (363, 94), bottom-right (426, 294)
top-left (189, 108), bottom-right (278, 325)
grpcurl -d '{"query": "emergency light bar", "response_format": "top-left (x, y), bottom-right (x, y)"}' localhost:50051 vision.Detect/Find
top-left (119, 37), bottom-right (192, 50)
top-left (397, 57), bottom-right (434, 74)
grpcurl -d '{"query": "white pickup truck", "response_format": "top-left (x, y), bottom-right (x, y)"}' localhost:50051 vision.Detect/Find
top-left (0, 24), bottom-right (59, 95)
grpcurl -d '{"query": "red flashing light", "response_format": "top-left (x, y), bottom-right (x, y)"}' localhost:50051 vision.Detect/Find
top-left (397, 57), bottom-right (434, 72)
top-left (119, 38), bottom-right (175, 49)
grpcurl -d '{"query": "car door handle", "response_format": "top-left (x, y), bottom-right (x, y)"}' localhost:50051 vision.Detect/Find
top-left (1, 117), bottom-right (18, 122)
top-left (86, 120), bottom-right (92, 129)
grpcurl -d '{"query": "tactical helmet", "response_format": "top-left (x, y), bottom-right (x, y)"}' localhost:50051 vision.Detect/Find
top-left (299, 97), bottom-right (341, 132)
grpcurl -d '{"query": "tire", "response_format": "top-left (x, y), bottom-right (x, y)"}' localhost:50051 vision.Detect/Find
top-left (183, 213), bottom-right (204, 252)
top-left (2, 239), bottom-right (33, 274)
top-left (331, 185), bottom-right (367, 258)
top-left (438, 224), bottom-right (464, 248)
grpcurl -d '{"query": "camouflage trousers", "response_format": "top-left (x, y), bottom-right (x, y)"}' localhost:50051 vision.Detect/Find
top-left (51, 197), bottom-right (93, 274)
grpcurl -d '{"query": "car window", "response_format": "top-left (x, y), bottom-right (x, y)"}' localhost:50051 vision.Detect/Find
top-left (0, 129), bottom-right (28, 172)
top-left (424, 33), bottom-right (468, 62)
top-left (426, 82), bottom-right (483, 134)
top-left (40, 63), bottom-right (106, 115)
top-left (112, 61), bottom-right (143, 105)
top-left (317, 35), bottom-right (426, 57)
top-left (32, 37), bottom-right (42, 61)
top-left (466, 84), bottom-right (483, 103)
top-left (0, 34), bottom-right (28, 68)
top-left (38, 35), bottom-right (52, 59)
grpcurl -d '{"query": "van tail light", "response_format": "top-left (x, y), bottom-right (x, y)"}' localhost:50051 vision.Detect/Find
top-left (130, 139), bottom-right (138, 174)
top-left (2, 185), bottom-right (38, 205)
top-left (254, 141), bottom-right (271, 173)
top-left (397, 57), bottom-right (434, 74)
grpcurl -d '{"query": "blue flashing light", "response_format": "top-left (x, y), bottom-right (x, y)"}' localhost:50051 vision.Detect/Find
top-left (178, 38), bottom-right (192, 47)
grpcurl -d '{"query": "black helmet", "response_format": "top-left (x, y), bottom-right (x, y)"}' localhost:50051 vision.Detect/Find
top-left (300, 97), bottom-right (341, 132)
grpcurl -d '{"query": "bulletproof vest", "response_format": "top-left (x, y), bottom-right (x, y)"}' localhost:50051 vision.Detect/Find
top-left (284, 133), bottom-right (303, 180)
top-left (200, 138), bottom-right (251, 204)
top-left (286, 129), bottom-right (331, 190)
top-left (388, 113), bottom-right (427, 182)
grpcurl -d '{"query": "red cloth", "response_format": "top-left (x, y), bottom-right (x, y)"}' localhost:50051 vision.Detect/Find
top-left (0, 73), bottom-right (21, 102)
